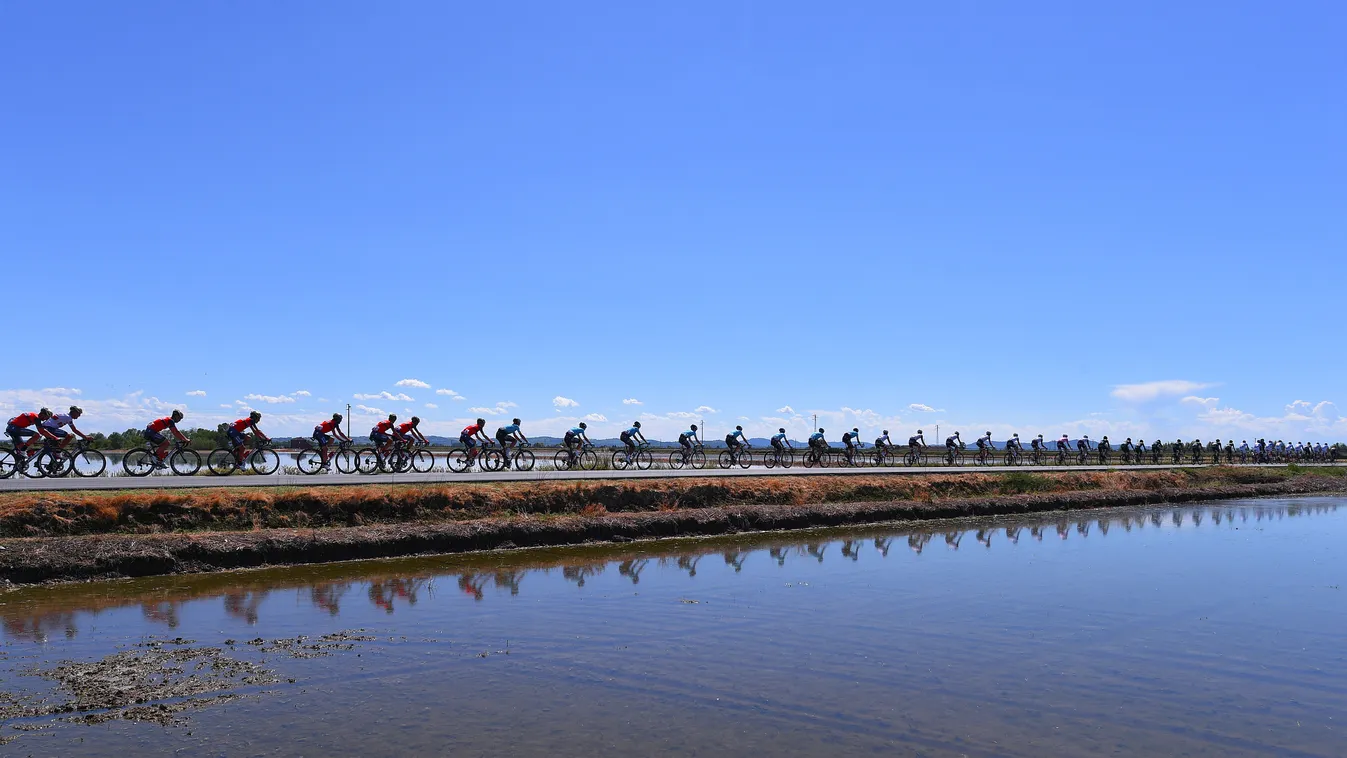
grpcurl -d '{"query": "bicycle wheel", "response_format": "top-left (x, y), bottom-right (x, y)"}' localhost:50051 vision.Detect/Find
top-left (554, 450), bottom-right (574, 471)
top-left (718, 451), bottom-right (734, 469)
top-left (579, 449), bottom-right (599, 470)
top-left (72, 448), bottom-right (107, 477)
top-left (250, 448), bottom-right (280, 476)
top-left (779, 450), bottom-right (793, 469)
top-left (763, 452), bottom-right (777, 469)
top-left (445, 448), bottom-right (472, 473)
top-left (410, 449), bottom-right (435, 473)
top-left (636, 449), bottom-right (653, 470)
top-left (513, 449), bottom-right (536, 472)
top-left (738, 450), bottom-right (752, 469)
top-left (611, 451), bottom-right (630, 470)
top-left (123, 449), bottom-right (157, 477)
top-left (170, 449), bottom-right (202, 476)
top-left (386, 448), bottom-right (411, 473)
top-left (36, 450), bottom-right (70, 478)
top-left (669, 451), bottom-right (687, 470)
top-left (0, 450), bottom-right (17, 479)
top-left (296, 450), bottom-right (324, 475)
top-left (328, 448), bottom-right (352, 475)
top-left (691, 450), bottom-right (706, 469)
top-left (207, 449), bottom-right (237, 475)
top-left (480, 448), bottom-right (504, 472)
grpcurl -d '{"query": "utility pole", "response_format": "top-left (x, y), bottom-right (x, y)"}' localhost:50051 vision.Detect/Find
top-left (936, 424), bottom-right (940, 443)
top-left (346, 403), bottom-right (351, 439)
top-left (813, 413), bottom-right (818, 433)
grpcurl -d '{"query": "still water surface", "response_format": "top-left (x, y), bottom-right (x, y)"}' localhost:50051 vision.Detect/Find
top-left (1, 497), bottom-right (1345, 756)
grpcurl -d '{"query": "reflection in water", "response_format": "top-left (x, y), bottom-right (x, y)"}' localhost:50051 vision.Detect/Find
top-left (0, 500), bottom-right (1337, 642)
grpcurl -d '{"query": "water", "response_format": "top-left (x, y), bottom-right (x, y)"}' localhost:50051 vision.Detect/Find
top-left (1, 497), bottom-right (1344, 756)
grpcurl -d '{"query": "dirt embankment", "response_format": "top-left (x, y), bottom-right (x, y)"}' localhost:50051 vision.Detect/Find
top-left (0, 468), bottom-right (1342, 585)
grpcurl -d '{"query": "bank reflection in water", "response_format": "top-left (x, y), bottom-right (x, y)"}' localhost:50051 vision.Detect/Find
top-left (1, 500), bottom-right (1336, 642)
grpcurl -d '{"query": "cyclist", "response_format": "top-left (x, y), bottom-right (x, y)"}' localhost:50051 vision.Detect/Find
top-left (976, 431), bottom-right (994, 463)
top-left (841, 427), bottom-right (862, 464)
top-left (678, 424), bottom-right (700, 461)
top-left (495, 418), bottom-right (528, 467)
top-left (945, 431), bottom-right (963, 464)
top-left (1076, 435), bottom-right (1092, 461)
top-left (42, 406), bottom-right (90, 452)
top-left (1098, 435), bottom-right (1112, 461)
top-left (1030, 433), bottom-right (1045, 453)
top-left (726, 425), bottom-right (750, 463)
top-left (460, 418), bottom-right (490, 462)
top-left (144, 410), bottom-right (190, 469)
top-left (563, 422), bottom-right (590, 462)
top-left (770, 427), bottom-right (792, 462)
top-left (908, 429), bottom-right (925, 452)
top-left (1224, 439), bottom-right (1235, 462)
top-left (1006, 433), bottom-right (1022, 453)
top-left (371, 414), bottom-right (399, 456)
top-left (226, 411), bottom-right (269, 470)
top-left (808, 428), bottom-right (828, 460)
top-left (397, 416), bottom-right (431, 449)
top-left (874, 429), bottom-right (892, 461)
top-left (6, 408), bottom-right (58, 464)
top-left (1056, 434), bottom-right (1071, 460)
top-left (312, 413), bottom-right (351, 471)
top-left (620, 421), bottom-right (646, 464)
top-left (1120, 437), bottom-right (1133, 461)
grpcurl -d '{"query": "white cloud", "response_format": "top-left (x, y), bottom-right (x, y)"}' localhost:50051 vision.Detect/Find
top-left (424, 403), bottom-right (438, 409)
top-left (218, 404), bottom-right (233, 409)
top-left (737, 416), bottom-right (750, 421)
top-left (41, 387), bottom-right (81, 396)
top-left (1111, 380), bottom-right (1213, 403)
top-left (1285, 400), bottom-right (1313, 416)
top-left (666, 411), bottom-right (698, 420)
top-left (354, 391), bottom-right (414, 402)
top-left (355, 404), bottom-right (385, 416)
top-left (396, 379), bottom-right (431, 389)
top-left (622, 398), bottom-right (642, 405)
top-left (908, 403), bottom-right (941, 413)
top-left (553, 396), bottom-right (579, 408)
top-left (469, 402), bottom-right (518, 417)
top-left (245, 393), bottom-right (296, 404)
top-left (1181, 396), bottom-right (1220, 408)
top-left (583, 413), bottom-right (608, 422)
top-left (186, 390), bottom-right (207, 397)
top-left (694, 406), bottom-right (718, 414)
top-left (435, 388), bottom-right (459, 396)
top-left (292, 390), bottom-right (311, 397)
top-left (776, 406), bottom-right (795, 414)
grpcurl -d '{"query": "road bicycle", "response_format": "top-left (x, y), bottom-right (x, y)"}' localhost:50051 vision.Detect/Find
top-left (871, 444), bottom-right (896, 467)
top-left (1097, 448), bottom-right (1110, 465)
top-left (1002, 448), bottom-right (1023, 466)
top-left (207, 437), bottom-right (280, 476)
top-left (43, 438), bottom-right (108, 478)
top-left (1030, 447), bottom-right (1046, 466)
top-left (719, 445), bottom-right (753, 470)
top-left (555, 443), bottom-right (598, 471)
top-left (612, 441), bottom-right (653, 471)
top-left (945, 444), bottom-right (967, 466)
top-left (669, 443), bottom-right (708, 470)
top-left (483, 441), bottom-right (536, 472)
top-left (975, 446), bottom-right (995, 466)
top-left (904, 447), bottom-right (924, 466)
top-left (446, 440), bottom-right (494, 473)
top-left (1076, 447), bottom-right (1090, 465)
top-left (296, 439), bottom-right (358, 475)
top-left (124, 439), bottom-right (203, 477)
top-left (837, 444), bottom-right (866, 468)
top-left (803, 445), bottom-right (833, 468)
top-left (763, 446), bottom-right (794, 469)
top-left (1055, 447), bottom-right (1069, 466)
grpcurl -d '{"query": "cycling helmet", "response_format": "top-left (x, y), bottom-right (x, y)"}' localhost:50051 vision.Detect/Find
top-left (389, 414), bottom-right (398, 422)
top-left (1037, 433), bottom-right (1044, 438)
top-left (410, 416), bottom-right (420, 425)
top-left (779, 428), bottom-right (786, 433)
top-left (818, 428), bottom-right (825, 433)
top-left (985, 431), bottom-right (991, 436)
top-left (578, 422), bottom-right (587, 429)
top-left (883, 429), bottom-right (889, 435)
top-left (170, 409), bottom-right (184, 421)
top-left (332, 413), bottom-right (343, 421)
top-left (69, 406), bottom-right (82, 417)
top-left (249, 410), bottom-right (262, 421)
top-left (736, 425), bottom-right (743, 431)
top-left (512, 418), bottom-right (521, 425)
top-left (38, 407), bottom-right (51, 418)
top-left (1102, 435), bottom-right (1109, 440)
top-left (917, 430), bottom-right (923, 434)
top-left (475, 418), bottom-right (485, 425)
top-left (691, 424), bottom-right (698, 431)
top-left (853, 427), bottom-right (859, 432)
top-left (1012, 433), bottom-right (1019, 438)
top-left (633, 421), bottom-right (642, 428)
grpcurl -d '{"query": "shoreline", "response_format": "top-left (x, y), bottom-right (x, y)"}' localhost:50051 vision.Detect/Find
top-left (2, 473), bottom-right (1341, 585)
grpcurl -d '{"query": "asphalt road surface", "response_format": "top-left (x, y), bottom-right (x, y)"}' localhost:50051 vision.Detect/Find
top-left (1, 462), bottom-right (1333, 493)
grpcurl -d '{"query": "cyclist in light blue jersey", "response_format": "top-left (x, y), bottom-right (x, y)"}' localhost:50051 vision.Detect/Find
top-left (771, 427), bottom-right (791, 455)
top-left (620, 421), bottom-right (646, 463)
top-left (564, 422), bottom-right (590, 450)
top-left (841, 427), bottom-right (862, 464)
top-left (678, 424), bottom-right (700, 456)
top-left (495, 418), bottom-right (529, 467)
top-left (725, 425), bottom-right (750, 462)
top-left (809, 428), bottom-right (827, 453)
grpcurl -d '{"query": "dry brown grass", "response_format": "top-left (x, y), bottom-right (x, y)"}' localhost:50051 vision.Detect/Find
top-left (0, 467), bottom-right (1312, 538)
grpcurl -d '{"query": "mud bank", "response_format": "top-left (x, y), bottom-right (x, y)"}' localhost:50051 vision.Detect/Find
top-left (1, 474), bottom-right (1341, 584)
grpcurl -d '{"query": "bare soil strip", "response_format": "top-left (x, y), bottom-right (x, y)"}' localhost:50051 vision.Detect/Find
top-left (1, 468), bottom-right (1340, 585)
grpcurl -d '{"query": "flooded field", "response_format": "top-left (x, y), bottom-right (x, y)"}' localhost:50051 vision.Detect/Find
top-left (1, 497), bottom-right (1344, 756)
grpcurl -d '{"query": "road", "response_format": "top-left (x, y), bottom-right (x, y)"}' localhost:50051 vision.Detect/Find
top-left (1, 462), bottom-right (1334, 493)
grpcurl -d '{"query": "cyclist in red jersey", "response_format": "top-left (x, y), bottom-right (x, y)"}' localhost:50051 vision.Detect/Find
top-left (6, 408), bottom-right (58, 465)
top-left (394, 416), bottom-right (429, 447)
top-left (313, 413), bottom-right (351, 471)
top-left (370, 414), bottom-right (398, 455)
top-left (226, 411), bottom-right (269, 469)
top-left (459, 418), bottom-right (490, 462)
top-left (145, 410), bottom-right (190, 468)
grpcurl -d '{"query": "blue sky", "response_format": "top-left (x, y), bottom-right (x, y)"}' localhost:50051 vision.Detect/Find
top-left (4, 1), bottom-right (1344, 442)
